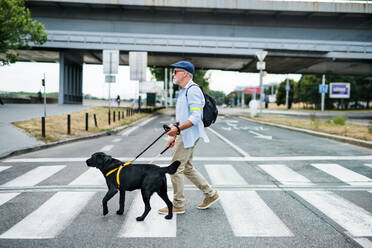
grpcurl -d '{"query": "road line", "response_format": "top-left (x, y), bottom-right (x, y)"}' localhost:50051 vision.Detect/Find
top-left (0, 191), bottom-right (95, 239)
top-left (0, 166), bottom-right (11, 173)
top-left (295, 191), bottom-right (372, 237)
top-left (311, 163), bottom-right (372, 186)
top-left (208, 128), bottom-right (250, 157)
top-left (4, 156), bottom-right (372, 163)
top-left (219, 191), bottom-right (293, 237)
top-left (2, 166), bottom-right (65, 187)
top-left (204, 164), bottom-right (248, 186)
top-left (100, 145), bottom-right (114, 152)
top-left (354, 238), bottom-right (372, 248)
top-left (112, 138), bottom-right (121, 143)
top-left (120, 126), bottom-right (139, 136)
top-left (365, 164), bottom-right (372, 169)
top-left (69, 168), bottom-right (105, 186)
top-left (138, 116), bottom-right (158, 127)
top-left (118, 191), bottom-right (176, 237)
top-left (258, 164), bottom-right (315, 186)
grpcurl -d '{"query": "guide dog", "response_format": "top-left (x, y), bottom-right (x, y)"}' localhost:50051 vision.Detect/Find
top-left (86, 152), bottom-right (180, 221)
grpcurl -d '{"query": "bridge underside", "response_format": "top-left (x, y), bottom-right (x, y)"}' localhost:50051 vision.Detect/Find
top-left (14, 48), bottom-right (372, 76)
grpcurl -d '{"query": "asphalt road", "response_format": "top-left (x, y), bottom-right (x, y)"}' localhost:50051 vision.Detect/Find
top-left (0, 112), bottom-right (372, 248)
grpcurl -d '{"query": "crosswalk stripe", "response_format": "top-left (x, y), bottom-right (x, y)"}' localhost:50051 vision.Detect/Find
top-left (112, 138), bottom-right (121, 143)
top-left (118, 191), bottom-right (176, 237)
top-left (365, 164), bottom-right (372, 169)
top-left (295, 191), bottom-right (372, 237)
top-left (69, 168), bottom-right (105, 186)
top-left (0, 193), bottom-right (20, 206)
top-left (0, 166), bottom-right (11, 173)
top-left (205, 164), bottom-right (248, 185)
top-left (2, 166), bottom-right (65, 187)
top-left (219, 191), bottom-right (293, 237)
top-left (0, 191), bottom-right (96, 239)
top-left (354, 238), bottom-right (372, 248)
top-left (258, 164), bottom-right (315, 186)
top-left (100, 145), bottom-right (114, 152)
top-left (311, 163), bottom-right (372, 186)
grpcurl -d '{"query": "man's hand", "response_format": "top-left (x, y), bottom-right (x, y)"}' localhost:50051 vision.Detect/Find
top-left (167, 125), bottom-right (179, 137)
top-left (167, 136), bottom-right (176, 148)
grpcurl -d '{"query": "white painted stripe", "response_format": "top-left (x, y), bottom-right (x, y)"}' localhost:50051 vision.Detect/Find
top-left (0, 166), bottom-right (11, 173)
top-left (0, 193), bottom-right (20, 206)
top-left (100, 145), bottom-right (114, 152)
top-left (205, 164), bottom-right (248, 185)
top-left (208, 128), bottom-right (250, 157)
top-left (2, 166), bottom-right (65, 187)
top-left (311, 163), bottom-right (372, 186)
top-left (118, 191), bottom-right (176, 237)
top-left (4, 156), bottom-right (372, 163)
top-left (120, 126), bottom-right (139, 136)
top-left (354, 238), bottom-right (372, 248)
top-left (258, 164), bottom-right (314, 186)
top-left (138, 116), bottom-right (158, 127)
top-left (295, 191), bottom-right (372, 237)
top-left (365, 164), bottom-right (372, 169)
top-left (219, 191), bottom-right (293, 237)
top-left (0, 191), bottom-right (96, 239)
top-left (112, 138), bottom-right (121, 143)
top-left (69, 168), bottom-right (105, 186)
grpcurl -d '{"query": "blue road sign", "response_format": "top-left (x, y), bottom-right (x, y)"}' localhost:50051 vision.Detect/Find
top-left (318, 84), bottom-right (328, 94)
top-left (329, 83), bottom-right (350, 99)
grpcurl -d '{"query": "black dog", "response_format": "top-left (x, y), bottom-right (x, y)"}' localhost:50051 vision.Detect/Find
top-left (86, 152), bottom-right (180, 221)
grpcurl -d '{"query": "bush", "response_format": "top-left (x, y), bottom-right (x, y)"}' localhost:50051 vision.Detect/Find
top-left (368, 126), bottom-right (372, 134)
top-left (333, 115), bottom-right (347, 125)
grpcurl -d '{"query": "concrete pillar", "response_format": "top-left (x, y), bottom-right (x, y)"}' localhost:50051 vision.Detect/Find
top-left (59, 51), bottom-right (83, 104)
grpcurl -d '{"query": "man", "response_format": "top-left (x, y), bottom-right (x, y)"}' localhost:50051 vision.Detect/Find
top-left (158, 61), bottom-right (219, 215)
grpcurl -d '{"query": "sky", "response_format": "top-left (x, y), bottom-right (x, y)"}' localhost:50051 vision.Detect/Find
top-left (0, 62), bottom-right (302, 99)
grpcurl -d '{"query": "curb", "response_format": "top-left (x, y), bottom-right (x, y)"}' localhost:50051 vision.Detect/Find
top-left (239, 116), bottom-right (372, 149)
top-left (0, 114), bottom-right (158, 160)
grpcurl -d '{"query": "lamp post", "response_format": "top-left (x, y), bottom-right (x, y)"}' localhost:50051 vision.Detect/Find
top-left (256, 50), bottom-right (268, 117)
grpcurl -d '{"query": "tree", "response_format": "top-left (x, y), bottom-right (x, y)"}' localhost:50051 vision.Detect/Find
top-left (208, 90), bottom-right (225, 105)
top-left (276, 79), bottom-right (296, 109)
top-left (0, 0), bottom-right (47, 65)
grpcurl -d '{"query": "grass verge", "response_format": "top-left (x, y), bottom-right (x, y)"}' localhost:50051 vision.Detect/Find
top-left (12, 107), bottom-right (151, 143)
top-left (247, 116), bottom-right (372, 142)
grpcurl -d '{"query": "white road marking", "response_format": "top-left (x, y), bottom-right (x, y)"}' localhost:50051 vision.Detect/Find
top-left (0, 193), bottom-right (20, 206)
top-left (204, 164), bottom-right (248, 186)
top-left (69, 168), bottom-right (105, 186)
top-left (295, 191), bottom-right (372, 237)
top-left (365, 164), bottom-right (372, 169)
top-left (219, 191), bottom-right (293, 237)
top-left (311, 163), bottom-right (372, 186)
top-left (208, 128), bottom-right (250, 157)
top-left (354, 238), bottom-right (372, 248)
top-left (120, 126), bottom-right (139, 136)
top-left (118, 191), bottom-right (176, 237)
top-left (112, 138), bottom-right (121, 143)
top-left (249, 131), bottom-right (272, 140)
top-left (0, 191), bottom-right (96, 239)
top-left (258, 164), bottom-right (314, 186)
top-left (138, 116), bottom-right (158, 127)
top-left (0, 166), bottom-right (11, 173)
top-left (100, 145), bottom-right (114, 152)
top-left (0, 167), bottom-right (99, 239)
top-left (4, 156), bottom-right (372, 163)
top-left (2, 166), bottom-right (65, 187)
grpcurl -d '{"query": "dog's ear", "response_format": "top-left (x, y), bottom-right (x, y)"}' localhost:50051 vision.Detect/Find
top-left (103, 154), bottom-right (112, 166)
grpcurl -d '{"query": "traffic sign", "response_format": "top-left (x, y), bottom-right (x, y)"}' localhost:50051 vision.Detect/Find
top-left (329, 83), bottom-right (350, 99)
top-left (285, 84), bottom-right (290, 92)
top-left (318, 84), bottom-right (328, 94)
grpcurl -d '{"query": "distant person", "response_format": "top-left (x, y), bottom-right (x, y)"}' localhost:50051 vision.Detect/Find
top-left (0, 90), bottom-right (4, 105)
top-left (38, 90), bottom-right (42, 103)
top-left (116, 95), bottom-right (121, 107)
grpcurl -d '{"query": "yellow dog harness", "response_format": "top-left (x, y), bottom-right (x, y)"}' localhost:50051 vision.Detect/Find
top-left (105, 161), bottom-right (132, 187)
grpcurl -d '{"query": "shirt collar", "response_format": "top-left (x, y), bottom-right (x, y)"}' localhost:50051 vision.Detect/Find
top-left (183, 80), bottom-right (193, 90)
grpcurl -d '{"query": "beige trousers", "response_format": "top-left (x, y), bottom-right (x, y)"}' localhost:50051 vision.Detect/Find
top-left (170, 136), bottom-right (216, 208)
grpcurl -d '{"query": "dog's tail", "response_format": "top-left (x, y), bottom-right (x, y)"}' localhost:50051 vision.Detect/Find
top-left (160, 161), bottom-right (181, 175)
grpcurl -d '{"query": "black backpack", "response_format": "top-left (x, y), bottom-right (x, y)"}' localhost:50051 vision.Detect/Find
top-left (186, 84), bottom-right (218, 127)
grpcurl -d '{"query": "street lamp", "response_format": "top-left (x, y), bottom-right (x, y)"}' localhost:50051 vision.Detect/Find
top-left (256, 50), bottom-right (268, 117)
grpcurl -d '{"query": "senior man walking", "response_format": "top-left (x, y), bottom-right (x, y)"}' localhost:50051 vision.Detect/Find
top-left (158, 61), bottom-right (219, 215)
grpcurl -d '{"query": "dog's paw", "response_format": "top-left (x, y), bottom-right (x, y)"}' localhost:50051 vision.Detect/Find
top-left (116, 210), bottom-right (124, 215)
top-left (103, 209), bottom-right (108, 216)
top-left (136, 216), bottom-right (144, 222)
top-left (165, 214), bottom-right (173, 220)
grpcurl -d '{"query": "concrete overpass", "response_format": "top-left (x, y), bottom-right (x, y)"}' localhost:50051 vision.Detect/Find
top-left (6, 0), bottom-right (372, 103)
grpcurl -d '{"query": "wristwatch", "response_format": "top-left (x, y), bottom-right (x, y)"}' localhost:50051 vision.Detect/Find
top-left (174, 124), bottom-right (181, 135)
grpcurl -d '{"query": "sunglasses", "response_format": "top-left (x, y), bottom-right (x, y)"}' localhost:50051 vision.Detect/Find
top-left (173, 69), bottom-right (184, 74)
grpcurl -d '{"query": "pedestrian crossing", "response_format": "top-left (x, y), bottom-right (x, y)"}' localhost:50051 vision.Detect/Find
top-left (0, 162), bottom-right (372, 241)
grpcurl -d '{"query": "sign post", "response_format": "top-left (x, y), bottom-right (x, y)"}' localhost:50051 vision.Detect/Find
top-left (103, 50), bottom-right (119, 124)
top-left (285, 78), bottom-right (290, 109)
top-left (129, 52), bottom-right (147, 110)
top-left (319, 75), bottom-right (328, 112)
top-left (256, 50), bottom-right (268, 117)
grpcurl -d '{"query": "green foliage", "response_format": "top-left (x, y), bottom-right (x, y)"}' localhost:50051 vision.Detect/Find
top-left (368, 126), bottom-right (372, 134)
top-left (276, 79), bottom-right (296, 109)
top-left (333, 115), bottom-right (347, 125)
top-left (208, 90), bottom-right (225, 105)
top-left (0, 0), bottom-right (47, 65)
